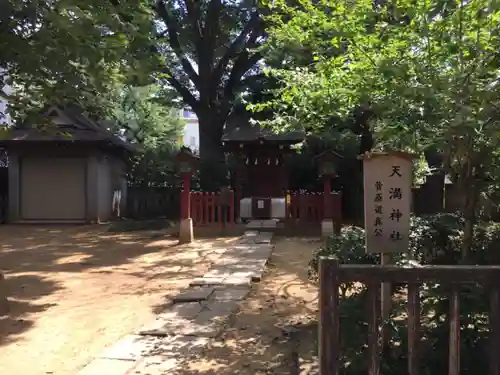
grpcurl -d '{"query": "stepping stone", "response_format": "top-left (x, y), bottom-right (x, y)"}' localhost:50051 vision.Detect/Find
top-left (245, 220), bottom-right (278, 230)
top-left (138, 301), bottom-right (231, 338)
top-left (195, 301), bottom-right (240, 325)
top-left (138, 302), bottom-right (204, 336)
top-left (78, 358), bottom-right (138, 375)
top-left (190, 276), bottom-right (226, 286)
top-left (173, 287), bottom-right (214, 303)
top-left (132, 356), bottom-right (180, 374)
top-left (140, 318), bottom-right (224, 338)
top-left (213, 286), bottom-right (250, 302)
top-left (222, 275), bottom-right (252, 286)
top-left (255, 232), bottom-right (273, 244)
top-left (100, 335), bottom-right (208, 361)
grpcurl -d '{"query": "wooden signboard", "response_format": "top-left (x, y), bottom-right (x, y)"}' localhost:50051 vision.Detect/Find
top-left (362, 152), bottom-right (413, 254)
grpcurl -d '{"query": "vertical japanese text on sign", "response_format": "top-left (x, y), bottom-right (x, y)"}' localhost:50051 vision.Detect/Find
top-left (362, 153), bottom-right (412, 254)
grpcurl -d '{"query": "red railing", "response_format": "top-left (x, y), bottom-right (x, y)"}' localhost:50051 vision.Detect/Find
top-left (190, 191), bottom-right (235, 226)
top-left (287, 191), bottom-right (342, 222)
top-left (186, 190), bottom-right (341, 225)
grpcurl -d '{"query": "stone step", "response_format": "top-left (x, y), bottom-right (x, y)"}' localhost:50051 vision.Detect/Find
top-left (172, 287), bottom-right (214, 303)
top-left (137, 300), bottom-right (240, 338)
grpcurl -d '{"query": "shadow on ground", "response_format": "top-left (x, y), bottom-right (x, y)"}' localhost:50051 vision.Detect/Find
top-left (0, 224), bottom-right (239, 348)
top-left (166, 236), bottom-right (322, 375)
top-left (0, 274), bottom-right (62, 346)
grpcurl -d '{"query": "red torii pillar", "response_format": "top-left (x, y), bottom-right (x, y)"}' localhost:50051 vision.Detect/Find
top-left (314, 150), bottom-right (343, 237)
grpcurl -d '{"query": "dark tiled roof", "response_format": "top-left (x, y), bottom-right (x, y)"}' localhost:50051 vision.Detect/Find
top-left (222, 112), bottom-right (304, 143)
top-left (0, 104), bottom-right (134, 151)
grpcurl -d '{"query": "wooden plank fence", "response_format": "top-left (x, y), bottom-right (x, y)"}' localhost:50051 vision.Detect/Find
top-left (125, 188), bottom-right (342, 225)
top-left (319, 258), bottom-right (500, 375)
top-left (190, 191), bottom-right (236, 226)
top-left (287, 191), bottom-right (342, 222)
top-left (126, 187), bottom-right (179, 219)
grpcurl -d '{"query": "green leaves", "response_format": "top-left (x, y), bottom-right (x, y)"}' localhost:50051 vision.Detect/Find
top-left (1, 0), bottom-right (155, 123)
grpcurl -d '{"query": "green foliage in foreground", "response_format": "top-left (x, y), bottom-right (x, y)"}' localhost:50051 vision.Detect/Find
top-left (309, 214), bottom-right (500, 375)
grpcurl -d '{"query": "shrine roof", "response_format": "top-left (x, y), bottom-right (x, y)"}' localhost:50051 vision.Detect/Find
top-left (222, 112), bottom-right (305, 143)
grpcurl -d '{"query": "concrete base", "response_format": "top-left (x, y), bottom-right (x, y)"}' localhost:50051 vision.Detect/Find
top-left (321, 219), bottom-right (335, 237)
top-left (179, 218), bottom-right (194, 244)
top-left (245, 219), bottom-right (279, 230)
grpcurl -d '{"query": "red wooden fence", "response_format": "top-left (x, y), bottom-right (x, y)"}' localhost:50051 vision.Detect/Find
top-left (287, 191), bottom-right (342, 222)
top-left (190, 191), bottom-right (235, 226)
top-left (187, 190), bottom-right (341, 225)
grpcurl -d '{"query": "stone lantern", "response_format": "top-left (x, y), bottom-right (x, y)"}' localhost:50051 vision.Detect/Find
top-left (176, 147), bottom-right (199, 243)
top-left (314, 150), bottom-right (343, 236)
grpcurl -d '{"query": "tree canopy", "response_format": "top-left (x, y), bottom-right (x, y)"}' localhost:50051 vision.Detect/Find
top-left (114, 85), bottom-right (185, 188)
top-left (1, 0), bottom-right (271, 187)
top-left (257, 0), bottom-right (500, 256)
top-left (0, 0), bottom-right (155, 121)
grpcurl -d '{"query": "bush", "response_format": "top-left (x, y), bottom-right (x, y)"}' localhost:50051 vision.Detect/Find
top-left (310, 213), bottom-right (500, 375)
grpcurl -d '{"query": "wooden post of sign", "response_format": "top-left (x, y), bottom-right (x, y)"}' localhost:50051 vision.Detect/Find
top-left (0, 272), bottom-right (9, 315)
top-left (381, 252), bottom-right (392, 350)
top-left (360, 151), bottom-right (414, 349)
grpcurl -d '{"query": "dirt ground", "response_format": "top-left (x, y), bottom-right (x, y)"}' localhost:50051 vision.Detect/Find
top-left (185, 236), bottom-right (321, 375)
top-left (0, 225), bottom-right (239, 375)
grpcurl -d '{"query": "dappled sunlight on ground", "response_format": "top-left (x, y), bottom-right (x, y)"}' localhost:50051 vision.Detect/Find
top-left (0, 224), bottom-right (238, 375)
top-left (184, 237), bottom-right (321, 375)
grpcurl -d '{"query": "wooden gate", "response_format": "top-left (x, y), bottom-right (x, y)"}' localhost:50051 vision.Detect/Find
top-left (318, 258), bottom-right (500, 375)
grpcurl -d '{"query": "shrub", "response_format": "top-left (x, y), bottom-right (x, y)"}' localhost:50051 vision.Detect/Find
top-left (310, 213), bottom-right (500, 375)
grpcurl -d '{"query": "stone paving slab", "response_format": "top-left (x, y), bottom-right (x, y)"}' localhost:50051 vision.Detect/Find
top-left (172, 287), bottom-right (214, 303)
top-left (216, 254), bottom-right (268, 264)
top-left (139, 318), bottom-right (221, 338)
top-left (189, 276), bottom-right (226, 287)
top-left (138, 300), bottom-right (239, 338)
top-left (101, 334), bottom-right (209, 361)
top-left (224, 244), bottom-right (273, 257)
top-left (138, 302), bottom-right (204, 336)
top-left (79, 230), bottom-right (274, 375)
top-left (255, 235), bottom-right (273, 244)
top-left (245, 220), bottom-right (278, 230)
top-left (221, 276), bottom-right (252, 286)
top-left (132, 356), bottom-right (180, 374)
top-left (213, 286), bottom-right (250, 301)
top-left (78, 358), bottom-right (138, 375)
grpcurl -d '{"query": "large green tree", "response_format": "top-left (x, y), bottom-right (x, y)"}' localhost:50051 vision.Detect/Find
top-left (110, 85), bottom-right (185, 187)
top-left (152, 0), bottom-right (267, 186)
top-left (2, 0), bottom-right (268, 187)
top-left (258, 0), bottom-right (500, 258)
top-left (0, 0), bottom-right (155, 121)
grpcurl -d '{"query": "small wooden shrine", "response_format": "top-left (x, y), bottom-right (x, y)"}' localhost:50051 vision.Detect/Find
top-left (222, 111), bottom-right (304, 199)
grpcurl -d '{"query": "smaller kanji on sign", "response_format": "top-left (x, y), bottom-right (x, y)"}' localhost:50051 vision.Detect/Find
top-left (374, 217), bottom-right (383, 226)
top-left (374, 228), bottom-right (383, 237)
top-left (375, 181), bottom-right (383, 191)
top-left (390, 209), bottom-right (403, 222)
top-left (374, 193), bottom-right (383, 202)
top-left (374, 205), bottom-right (383, 214)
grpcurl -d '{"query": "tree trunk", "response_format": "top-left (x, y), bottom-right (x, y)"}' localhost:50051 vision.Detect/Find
top-left (0, 272), bottom-right (9, 315)
top-left (461, 180), bottom-right (479, 262)
top-left (198, 113), bottom-right (228, 191)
